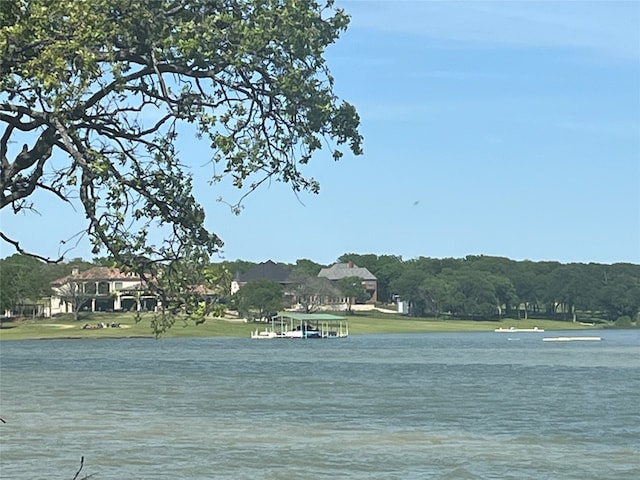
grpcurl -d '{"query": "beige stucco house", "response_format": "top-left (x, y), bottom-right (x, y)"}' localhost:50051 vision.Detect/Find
top-left (49, 267), bottom-right (156, 316)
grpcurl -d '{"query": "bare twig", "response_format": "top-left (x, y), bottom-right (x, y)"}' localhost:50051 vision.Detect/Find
top-left (72, 456), bottom-right (97, 480)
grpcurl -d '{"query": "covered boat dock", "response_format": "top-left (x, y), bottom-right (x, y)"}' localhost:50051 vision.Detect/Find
top-left (251, 313), bottom-right (348, 339)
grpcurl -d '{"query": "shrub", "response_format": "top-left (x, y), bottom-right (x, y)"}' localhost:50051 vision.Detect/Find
top-left (615, 315), bottom-right (633, 327)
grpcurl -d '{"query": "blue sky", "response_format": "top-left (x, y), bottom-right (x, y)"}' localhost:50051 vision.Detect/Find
top-left (1, 0), bottom-right (639, 266)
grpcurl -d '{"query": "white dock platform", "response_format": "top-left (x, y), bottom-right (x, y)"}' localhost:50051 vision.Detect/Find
top-left (542, 336), bottom-right (602, 342)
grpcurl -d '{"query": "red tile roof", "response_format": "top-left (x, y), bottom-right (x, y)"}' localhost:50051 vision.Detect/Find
top-left (51, 267), bottom-right (141, 286)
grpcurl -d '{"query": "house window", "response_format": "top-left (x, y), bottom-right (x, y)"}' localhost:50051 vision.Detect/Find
top-left (97, 281), bottom-right (110, 295)
top-left (114, 282), bottom-right (123, 290)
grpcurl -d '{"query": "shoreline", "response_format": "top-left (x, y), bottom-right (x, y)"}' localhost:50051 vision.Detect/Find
top-left (1, 327), bottom-right (619, 343)
top-left (0, 315), bottom-right (625, 341)
top-left (29, 335), bottom-right (157, 340)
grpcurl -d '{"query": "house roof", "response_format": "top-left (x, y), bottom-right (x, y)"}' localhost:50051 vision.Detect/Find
top-left (275, 313), bottom-right (346, 321)
top-left (317, 262), bottom-right (376, 281)
top-left (236, 260), bottom-right (293, 283)
top-left (51, 267), bottom-right (141, 286)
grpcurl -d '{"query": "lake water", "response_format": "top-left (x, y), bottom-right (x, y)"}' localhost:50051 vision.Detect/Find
top-left (1, 330), bottom-right (639, 479)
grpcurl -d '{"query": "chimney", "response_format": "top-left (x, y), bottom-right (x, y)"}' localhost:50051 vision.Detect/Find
top-left (71, 267), bottom-right (79, 276)
top-left (348, 260), bottom-right (353, 268)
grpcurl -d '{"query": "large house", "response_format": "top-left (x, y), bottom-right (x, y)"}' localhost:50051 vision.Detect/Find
top-left (49, 267), bottom-right (156, 316)
top-left (230, 260), bottom-right (294, 294)
top-left (231, 260), bottom-right (378, 310)
top-left (318, 261), bottom-right (378, 303)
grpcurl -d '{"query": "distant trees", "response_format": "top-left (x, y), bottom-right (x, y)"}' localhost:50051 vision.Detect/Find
top-left (288, 272), bottom-right (339, 313)
top-left (3, 253), bottom-right (639, 325)
top-left (599, 269), bottom-right (640, 321)
top-left (390, 266), bottom-right (431, 317)
top-left (234, 280), bottom-right (285, 321)
top-left (374, 255), bottom-right (639, 323)
top-left (0, 254), bottom-right (48, 314)
top-left (338, 253), bottom-right (402, 302)
top-left (511, 261), bottom-right (539, 319)
top-left (291, 259), bottom-right (325, 277)
top-left (337, 276), bottom-right (368, 312)
top-left (148, 260), bottom-right (232, 333)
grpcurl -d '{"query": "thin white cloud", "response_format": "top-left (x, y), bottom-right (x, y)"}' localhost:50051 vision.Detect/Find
top-left (411, 70), bottom-right (502, 80)
top-left (340, 0), bottom-right (640, 61)
top-left (557, 119), bottom-right (640, 139)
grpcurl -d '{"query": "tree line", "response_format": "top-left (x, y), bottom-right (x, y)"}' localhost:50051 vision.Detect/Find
top-left (2, 253), bottom-right (638, 326)
top-left (333, 254), bottom-right (640, 324)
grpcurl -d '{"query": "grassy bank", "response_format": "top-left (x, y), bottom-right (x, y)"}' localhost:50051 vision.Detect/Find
top-left (0, 311), bottom-right (598, 341)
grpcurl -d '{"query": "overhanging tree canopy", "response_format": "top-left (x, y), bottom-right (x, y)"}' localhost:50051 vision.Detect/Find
top-left (0, 0), bottom-right (362, 268)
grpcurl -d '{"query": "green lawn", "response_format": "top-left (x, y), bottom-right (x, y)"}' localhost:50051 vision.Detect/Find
top-left (0, 312), bottom-right (254, 341)
top-left (346, 312), bottom-right (594, 334)
top-left (0, 311), bottom-right (599, 341)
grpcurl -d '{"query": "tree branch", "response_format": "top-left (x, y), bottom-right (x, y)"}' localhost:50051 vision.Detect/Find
top-left (0, 232), bottom-right (64, 263)
top-left (1, 127), bottom-right (57, 209)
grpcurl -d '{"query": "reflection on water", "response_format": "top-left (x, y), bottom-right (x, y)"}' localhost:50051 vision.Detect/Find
top-left (1, 330), bottom-right (639, 479)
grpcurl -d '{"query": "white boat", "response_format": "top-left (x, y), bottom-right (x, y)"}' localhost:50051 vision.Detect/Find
top-left (250, 329), bottom-right (278, 339)
top-left (495, 326), bottom-right (544, 333)
top-left (542, 336), bottom-right (602, 342)
top-left (282, 330), bottom-right (304, 338)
